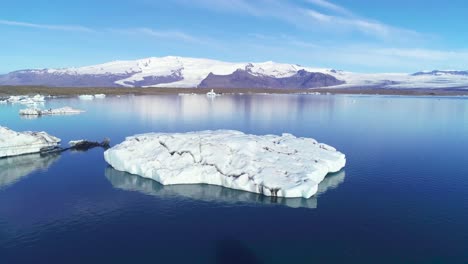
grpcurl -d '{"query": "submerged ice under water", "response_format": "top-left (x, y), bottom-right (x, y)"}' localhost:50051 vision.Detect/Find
top-left (0, 94), bottom-right (467, 263)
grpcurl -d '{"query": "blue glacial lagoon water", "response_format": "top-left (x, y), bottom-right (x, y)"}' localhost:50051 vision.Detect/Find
top-left (0, 94), bottom-right (467, 263)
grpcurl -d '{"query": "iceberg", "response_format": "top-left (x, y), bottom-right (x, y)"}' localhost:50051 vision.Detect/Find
top-left (105, 167), bottom-right (345, 208)
top-left (19, 106), bottom-right (84, 116)
top-left (0, 126), bottom-right (61, 158)
top-left (206, 89), bottom-right (218, 97)
top-left (31, 94), bottom-right (46, 102)
top-left (78, 94), bottom-right (94, 100)
top-left (94, 94), bottom-right (106, 98)
top-left (5, 95), bottom-right (46, 105)
top-left (104, 130), bottom-right (346, 198)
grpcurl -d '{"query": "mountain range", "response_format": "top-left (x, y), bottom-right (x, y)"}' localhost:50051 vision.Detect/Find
top-left (1, 56), bottom-right (468, 89)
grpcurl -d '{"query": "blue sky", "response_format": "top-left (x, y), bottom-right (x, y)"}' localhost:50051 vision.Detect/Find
top-left (1, 0), bottom-right (468, 73)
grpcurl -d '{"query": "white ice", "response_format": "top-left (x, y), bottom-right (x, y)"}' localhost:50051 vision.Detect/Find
top-left (104, 130), bottom-right (346, 198)
top-left (0, 126), bottom-right (61, 158)
top-left (78, 95), bottom-right (94, 100)
top-left (19, 106), bottom-right (84, 116)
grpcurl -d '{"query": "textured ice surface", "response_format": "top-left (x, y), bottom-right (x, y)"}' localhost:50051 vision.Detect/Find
top-left (0, 127), bottom-right (61, 158)
top-left (19, 107), bottom-right (84, 116)
top-left (104, 130), bottom-right (345, 198)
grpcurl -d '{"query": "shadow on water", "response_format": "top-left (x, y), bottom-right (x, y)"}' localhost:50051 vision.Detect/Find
top-left (105, 167), bottom-right (345, 209)
top-left (215, 238), bottom-right (264, 264)
top-left (0, 153), bottom-right (60, 189)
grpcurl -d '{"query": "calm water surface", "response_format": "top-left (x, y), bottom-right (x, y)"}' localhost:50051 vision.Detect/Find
top-left (0, 94), bottom-right (467, 263)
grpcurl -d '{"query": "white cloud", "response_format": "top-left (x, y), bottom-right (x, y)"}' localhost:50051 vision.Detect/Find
top-left (137, 28), bottom-right (199, 43)
top-left (181, 0), bottom-right (423, 42)
top-left (0, 19), bottom-right (94, 32)
top-left (306, 0), bottom-right (353, 16)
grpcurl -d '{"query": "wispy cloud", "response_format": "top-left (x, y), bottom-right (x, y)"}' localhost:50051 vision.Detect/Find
top-left (180, 0), bottom-right (423, 41)
top-left (137, 28), bottom-right (200, 43)
top-left (109, 27), bottom-right (208, 45)
top-left (305, 10), bottom-right (421, 40)
top-left (306, 0), bottom-right (353, 16)
top-left (0, 19), bottom-right (94, 32)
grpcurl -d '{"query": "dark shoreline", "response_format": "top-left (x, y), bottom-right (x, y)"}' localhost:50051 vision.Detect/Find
top-left (0, 85), bottom-right (467, 97)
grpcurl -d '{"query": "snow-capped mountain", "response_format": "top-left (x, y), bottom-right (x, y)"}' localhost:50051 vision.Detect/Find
top-left (1, 56), bottom-right (468, 89)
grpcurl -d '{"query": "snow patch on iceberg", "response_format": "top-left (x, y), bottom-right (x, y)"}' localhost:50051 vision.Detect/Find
top-left (104, 130), bottom-right (345, 198)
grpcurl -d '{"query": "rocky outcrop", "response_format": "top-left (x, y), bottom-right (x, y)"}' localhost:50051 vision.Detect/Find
top-left (198, 69), bottom-right (344, 89)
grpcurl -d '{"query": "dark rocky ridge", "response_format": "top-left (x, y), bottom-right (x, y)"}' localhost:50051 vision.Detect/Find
top-left (198, 69), bottom-right (345, 89)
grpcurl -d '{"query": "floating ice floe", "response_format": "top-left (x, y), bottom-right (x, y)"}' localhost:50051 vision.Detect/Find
top-left (5, 94), bottom-right (46, 105)
top-left (104, 130), bottom-right (346, 198)
top-left (31, 94), bottom-right (46, 102)
top-left (206, 89), bottom-right (218, 98)
top-left (94, 94), bottom-right (106, 98)
top-left (19, 106), bottom-right (84, 116)
top-left (78, 94), bottom-right (94, 100)
top-left (0, 126), bottom-right (61, 158)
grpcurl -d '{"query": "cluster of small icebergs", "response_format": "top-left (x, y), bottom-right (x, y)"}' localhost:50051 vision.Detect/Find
top-left (78, 94), bottom-right (106, 100)
top-left (1, 125), bottom-right (346, 200)
top-left (19, 107), bottom-right (85, 116)
top-left (0, 94), bottom-right (46, 105)
top-left (0, 126), bottom-right (109, 158)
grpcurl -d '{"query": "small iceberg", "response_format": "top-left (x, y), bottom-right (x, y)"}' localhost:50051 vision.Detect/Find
top-left (19, 107), bottom-right (85, 116)
top-left (94, 94), bottom-right (106, 99)
top-left (0, 126), bottom-right (61, 158)
top-left (206, 89), bottom-right (218, 97)
top-left (31, 94), bottom-right (46, 102)
top-left (104, 130), bottom-right (346, 198)
top-left (78, 94), bottom-right (94, 100)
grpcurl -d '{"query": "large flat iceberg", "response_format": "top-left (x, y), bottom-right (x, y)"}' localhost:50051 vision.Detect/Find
top-left (0, 126), bottom-right (61, 158)
top-left (104, 130), bottom-right (345, 198)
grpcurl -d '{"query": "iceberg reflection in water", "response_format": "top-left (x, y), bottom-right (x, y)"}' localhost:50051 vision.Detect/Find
top-left (0, 153), bottom-right (60, 189)
top-left (105, 167), bottom-right (345, 209)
